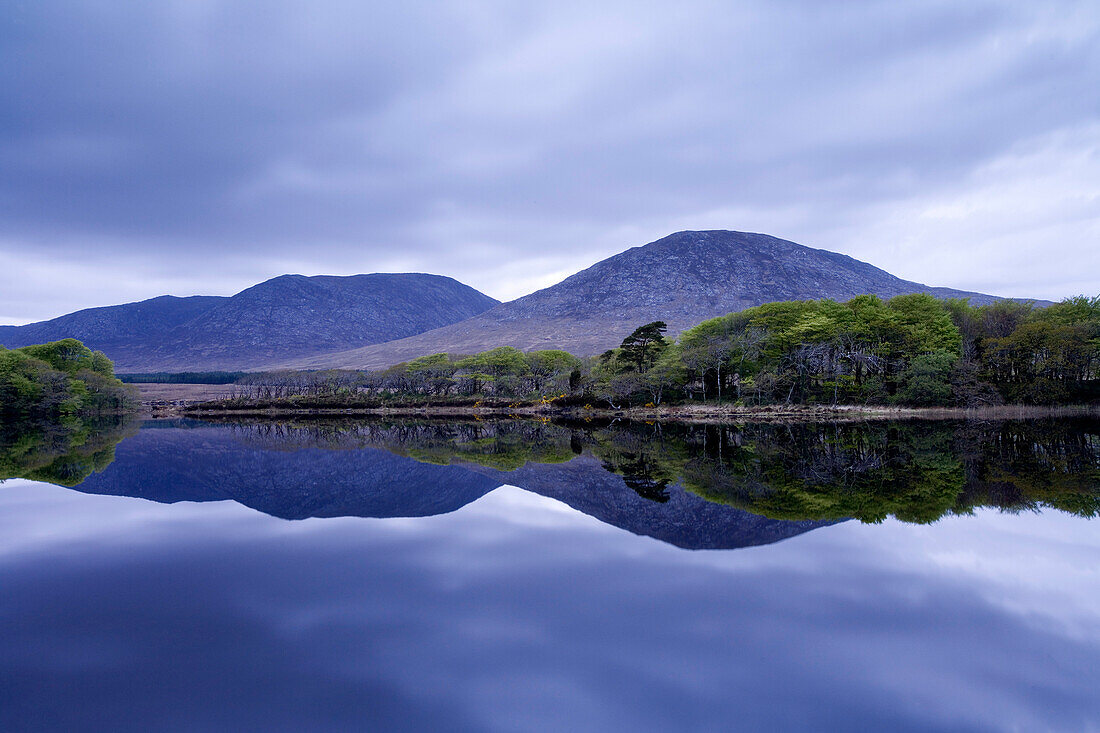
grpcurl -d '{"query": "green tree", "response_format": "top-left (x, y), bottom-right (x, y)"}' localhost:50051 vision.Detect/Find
top-left (619, 321), bottom-right (668, 372)
top-left (897, 350), bottom-right (956, 405)
top-left (0, 341), bottom-right (133, 417)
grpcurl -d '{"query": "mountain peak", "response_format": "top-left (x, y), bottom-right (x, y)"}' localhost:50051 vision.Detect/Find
top-left (283, 230), bottom-right (1022, 371)
top-left (503, 229), bottom-right (914, 319)
top-left (4, 231), bottom-right (1037, 373)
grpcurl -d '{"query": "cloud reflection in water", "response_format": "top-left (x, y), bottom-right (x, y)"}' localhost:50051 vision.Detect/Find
top-left (1, 479), bottom-right (1098, 731)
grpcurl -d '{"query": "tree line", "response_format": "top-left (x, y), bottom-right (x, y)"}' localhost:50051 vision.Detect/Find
top-left (220, 293), bottom-right (1099, 408)
top-left (658, 292), bottom-right (1100, 406)
top-left (118, 371), bottom-right (248, 385)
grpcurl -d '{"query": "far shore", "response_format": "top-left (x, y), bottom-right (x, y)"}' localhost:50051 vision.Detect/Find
top-left (176, 400), bottom-right (1100, 424)
top-left (130, 383), bottom-right (1100, 423)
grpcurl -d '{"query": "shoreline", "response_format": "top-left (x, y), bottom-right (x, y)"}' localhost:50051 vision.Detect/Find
top-left (176, 401), bottom-right (1100, 423)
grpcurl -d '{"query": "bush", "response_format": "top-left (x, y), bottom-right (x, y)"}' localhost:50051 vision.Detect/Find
top-left (0, 340), bottom-right (134, 417)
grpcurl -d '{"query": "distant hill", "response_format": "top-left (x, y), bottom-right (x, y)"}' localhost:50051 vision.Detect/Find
top-left (283, 230), bottom-right (1033, 370)
top-left (0, 274), bottom-right (499, 371)
top-left (1, 295), bottom-right (227, 369)
top-left (3, 295), bottom-right (224, 348)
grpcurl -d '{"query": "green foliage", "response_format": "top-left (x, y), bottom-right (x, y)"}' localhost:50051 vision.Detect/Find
top-left (673, 294), bottom-right (965, 404)
top-left (618, 321), bottom-right (669, 372)
top-left (663, 292), bottom-right (1096, 407)
top-left (456, 346), bottom-right (529, 377)
top-left (897, 350), bottom-right (956, 406)
top-left (961, 295), bottom-right (1100, 404)
top-left (1, 340), bottom-right (135, 418)
top-left (887, 293), bottom-right (962, 354)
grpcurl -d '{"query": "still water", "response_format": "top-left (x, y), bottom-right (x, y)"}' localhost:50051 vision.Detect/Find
top-left (2, 417), bottom-right (1099, 731)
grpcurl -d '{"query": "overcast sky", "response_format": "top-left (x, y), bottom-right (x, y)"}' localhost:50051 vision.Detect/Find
top-left (3, 0), bottom-right (1099, 324)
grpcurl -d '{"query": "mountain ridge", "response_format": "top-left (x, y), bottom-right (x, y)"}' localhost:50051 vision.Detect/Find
top-left (281, 230), bottom-right (1035, 371)
top-left (0, 273), bottom-right (499, 371)
top-left (4, 230), bottom-right (1046, 373)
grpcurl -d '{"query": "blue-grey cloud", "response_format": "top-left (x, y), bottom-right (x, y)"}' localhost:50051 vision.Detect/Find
top-left (2, 0), bottom-right (1098, 322)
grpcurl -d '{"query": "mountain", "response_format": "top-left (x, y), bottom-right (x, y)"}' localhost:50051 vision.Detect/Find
top-left (1, 295), bottom-right (224, 347)
top-left (282, 230), bottom-right (1028, 370)
top-left (4, 230), bottom-right (1040, 373)
top-left (0, 273), bottom-right (499, 371)
top-left (0, 295), bottom-right (227, 368)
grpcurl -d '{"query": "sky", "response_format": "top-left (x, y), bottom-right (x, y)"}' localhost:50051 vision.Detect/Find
top-left (2, 0), bottom-right (1099, 324)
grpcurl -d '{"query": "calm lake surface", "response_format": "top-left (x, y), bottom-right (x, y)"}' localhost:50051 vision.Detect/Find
top-left (2, 417), bottom-right (1099, 732)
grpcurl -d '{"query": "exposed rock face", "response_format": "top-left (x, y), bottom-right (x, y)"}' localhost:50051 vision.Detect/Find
top-left (283, 230), bottom-right (1024, 370)
top-left (0, 273), bottom-right (499, 371)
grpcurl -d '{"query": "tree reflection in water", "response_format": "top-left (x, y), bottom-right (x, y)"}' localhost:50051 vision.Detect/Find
top-left (210, 416), bottom-right (1100, 524)
top-left (14, 414), bottom-right (1099, 526)
top-left (1, 415), bottom-right (135, 486)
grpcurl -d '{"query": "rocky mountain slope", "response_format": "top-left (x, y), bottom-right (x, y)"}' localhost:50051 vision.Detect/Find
top-left (283, 230), bottom-right (1023, 370)
top-left (1, 273), bottom-right (499, 371)
top-left (1, 295), bottom-right (224, 352)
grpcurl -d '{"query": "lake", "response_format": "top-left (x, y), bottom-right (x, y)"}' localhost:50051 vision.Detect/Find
top-left (2, 417), bottom-right (1099, 732)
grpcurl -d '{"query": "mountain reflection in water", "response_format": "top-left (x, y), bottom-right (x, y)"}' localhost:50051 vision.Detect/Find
top-left (4, 416), bottom-right (1100, 731)
top-left (30, 416), bottom-right (1100, 550)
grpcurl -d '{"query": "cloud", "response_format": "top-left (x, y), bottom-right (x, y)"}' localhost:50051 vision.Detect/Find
top-left (832, 122), bottom-right (1100, 300)
top-left (2, 0), bottom-right (1099, 321)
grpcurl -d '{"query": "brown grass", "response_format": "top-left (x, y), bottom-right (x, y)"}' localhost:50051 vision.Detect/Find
top-left (133, 383), bottom-right (243, 411)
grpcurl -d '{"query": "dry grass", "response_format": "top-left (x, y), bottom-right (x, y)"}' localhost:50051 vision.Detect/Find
top-left (133, 383), bottom-right (243, 405)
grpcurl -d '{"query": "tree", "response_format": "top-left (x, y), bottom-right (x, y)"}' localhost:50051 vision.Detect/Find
top-left (406, 353), bottom-right (456, 395)
top-left (646, 346), bottom-right (686, 405)
top-left (897, 350), bottom-right (956, 406)
top-left (525, 350), bottom-right (580, 394)
top-left (619, 321), bottom-right (668, 372)
top-left (679, 317), bottom-right (735, 401)
top-left (886, 293), bottom-right (962, 355)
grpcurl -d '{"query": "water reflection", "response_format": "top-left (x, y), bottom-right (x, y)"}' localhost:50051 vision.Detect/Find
top-left (2, 416), bottom-right (1092, 550)
top-left (1, 481), bottom-right (1098, 731)
top-left (64, 419), bottom-right (831, 550)
top-left (675, 419), bottom-right (1100, 522)
top-left (0, 415), bottom-right (135, 486)
top-left (3, 417), bottom-right (1100, 730)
